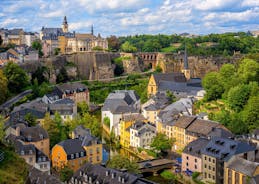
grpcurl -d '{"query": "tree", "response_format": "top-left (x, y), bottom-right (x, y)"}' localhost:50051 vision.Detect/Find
top-left (42, 112), bottom-right (68, 148)
top-left (31, 66), bottom-right (48, 85)
top-left (60, 166), bottom-right (73, 182)
top-left (54, 48), bottom-right (60, 55)
top-left (219, 64), bottom-right (238, 92)
top-left (56, 67), bottom-right (69, 83)
top-left (238, 59), bottom-right (259, 83)
top-left (77, 102), bottom-right (89, 116)
top-left (3, 62), bottom-right (30, 93)
top-left (32, 40), bottom-right (43, 57)
top-left (107, 155), bottom-right (139, 174)
top-left (0, 70), bottom-right (8, 104)
top-left (24, 113), bottom-right (37, 126)
top-left (0, 116), bottom-right (5, 143)
top-left (121, 41), bottom-right (137, 53)
top-left (107, 35), bottom-right (120, 51)
top-left (227, 84), bottom-right (251, 112)
top-left (166, 90), bottom-right (176, 103)
top-left (242, 95), bottom-right (259, 132)
top-left (151, 133), bottom-right (174, 152)
top-left (92, 46), bottom-right (104, 51)
top-left (103, 117), bottom-right (110, 127)
top-left (113, 57), bottom-right (124, 76)
top-left (202, 72), bottom-right (224, 101)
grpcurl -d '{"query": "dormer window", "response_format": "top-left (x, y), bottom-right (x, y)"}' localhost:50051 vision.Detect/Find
top-left (71, 154), bottom-right (74, 159)
top-left (21, 150), bottom-right (24, 155)
top-left (29, 150), bottom-right (33, 154)
top-left (76, 153), bottom-right (79, 158)
top-left (43, 157), bottom-right (46, 161)
top-left (39, 134), bottom-right (43, 139)
top-left (80, 152), bottom-right (84, 157)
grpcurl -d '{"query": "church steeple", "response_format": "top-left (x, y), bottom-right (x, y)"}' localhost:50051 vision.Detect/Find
top-left (62, 16), bottom-right (68, 33)
top-left (182, 43), bottom-right (191, 80)
top-left (184, 43), bottom-right (188, 69)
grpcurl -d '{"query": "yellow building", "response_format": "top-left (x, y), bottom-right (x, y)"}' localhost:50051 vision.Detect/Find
top-left (119, 114), bottom-right (146, 149)
top-left (51, 137), bottom-right (102, 171)
top-left (147, 73), bottom-right (187, 97)
top-left (224, 156), bottom-right (259, 184)
top-left (172, 116), bottom-right (231, 152)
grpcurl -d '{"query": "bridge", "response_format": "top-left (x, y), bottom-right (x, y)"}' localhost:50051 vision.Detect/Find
top-left (137, 52), bottom-right (158, 70)
top-left (138, 159), bottom-right (175, 176)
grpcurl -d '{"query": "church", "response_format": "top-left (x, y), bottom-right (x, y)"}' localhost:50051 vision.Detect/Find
top-left (147, 47), bottom-right (205, 99)
top-left (40, 16), bottom-right (108, 56)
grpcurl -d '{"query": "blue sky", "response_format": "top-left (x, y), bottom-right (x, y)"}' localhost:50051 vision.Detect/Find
top-left (0, 0), bottom-right (258, 37)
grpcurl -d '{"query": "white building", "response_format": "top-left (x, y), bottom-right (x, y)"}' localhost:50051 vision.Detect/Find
top-left (101, 90), bottom-right (141, 136)
top-left (130, 122), bottom-right (156, 149)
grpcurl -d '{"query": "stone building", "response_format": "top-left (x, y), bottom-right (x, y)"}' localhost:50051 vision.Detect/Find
top-left (40, 16), bottom-right (108, 56)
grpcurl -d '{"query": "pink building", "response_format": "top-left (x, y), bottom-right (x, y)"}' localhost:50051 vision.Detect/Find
top-left (182, 138), bottom-right (209, 173)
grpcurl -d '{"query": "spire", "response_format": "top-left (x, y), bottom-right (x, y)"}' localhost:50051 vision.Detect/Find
top-left (63, 16), bottom-right (68, 25)
top-left (184, 43), bottom-right (188, 69)
top-left (91, 24), bottom-right (94, 35)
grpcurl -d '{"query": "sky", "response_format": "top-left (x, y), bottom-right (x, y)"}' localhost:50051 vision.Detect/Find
top-left (0, 0), bottom-right (259, 37)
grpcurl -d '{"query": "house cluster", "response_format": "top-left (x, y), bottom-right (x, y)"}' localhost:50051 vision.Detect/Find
top-left (101, 70), bottom-right (259, 184)
top-left (181, 130), bottom-right (259, 183)
top-left (0, 28), bottom-right (38, 46)
top-left (40, 16), bottom-right (108, 56)
top-left (0, 45), bottom-right (39, 66)
top-left (3, 82), bottom-right (100, 178)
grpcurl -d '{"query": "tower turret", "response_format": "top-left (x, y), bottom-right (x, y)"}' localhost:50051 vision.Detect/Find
top-left (181, 43), bottom-right (191, 80)
top-left (62, 16), bottom-right (68, 33)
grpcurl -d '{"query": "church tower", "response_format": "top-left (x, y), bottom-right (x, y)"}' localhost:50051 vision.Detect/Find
top-left (62, 16), bottom-right (68, 33)
top-left (181, 44), bottom-right (191, 80)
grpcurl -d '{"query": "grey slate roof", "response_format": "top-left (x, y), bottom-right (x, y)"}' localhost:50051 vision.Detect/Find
top-left (121, 113), bottom-right (145, 122)
top-left (58, 139), bottom-right (85, 155)
top-left (72, 125), bottom-right (91, 139)
top-left (56, 82), bottom-right (88, 94)
top-left (27, 167), bottom-right (62, 184)
top-left (102, 90), bottom-right (140, 113)
top-left (226, 156), bottom-right (259, 177)
top-left (201, 137), bottom-right (256, 161)
top-left (183, 138), bottom-right (209, 158)
top-left (174, 116), bottom-right (197, 129)
top-left (208, 127), bottom-right (233, 138)
top-left (153, 73), bottom-right (187, 84)
top-left (70, 163), bottom-right (152, 184)
top-left (14, 140), bottom-right (36, 156)
top-left (19, 126), bottom-right (49, 142)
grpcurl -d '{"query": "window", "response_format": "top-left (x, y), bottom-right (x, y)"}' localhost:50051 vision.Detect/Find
top-left (186, 156), bottom-right (189, 160)
top-left (209, 166), bottom-right (211, 170)
top-left (205, 172), bottom-right (207, 178)
top-left (212, 159), bottom-right (215, 163)
top-left (71, 154), bottom-right (74, 159)
top-left (213, 167), bottom-right (215, 171)
top-left (204, 164), bottom-right (207, 168)
top-left (208, 174), bottom-right (211, 178)
top-left (76, 153), bottom-right (79, 158)
top-left (195, 165), bottom-right (197, 169)
top-left (89, 149), bottom-right (93, 155)
top-left (186, 162), bottom-right (189, 166)
top-left (195, 158), bottom-right (197, 163)
top-left (97, 156), bottom-right (100, 161)
top-left (96, 147), bottom-right (100, 153)
top-left (80, 152), bottom-right (84, 157)
top-left (89, 157), bottom-right (92, 163)
top-left (204, 156), bottom-right (207, 160)
top-left (209, 157), bottom-right (211, 162)
top-left (213, 176), bottom-right (215, 180)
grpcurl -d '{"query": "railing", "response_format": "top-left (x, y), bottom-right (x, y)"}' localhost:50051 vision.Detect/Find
top-left (0, 151), bottom-right (4, 162)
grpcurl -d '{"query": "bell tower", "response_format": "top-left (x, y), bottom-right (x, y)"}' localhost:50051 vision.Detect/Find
top-left (62, 16), bottom-right (68, 33)
top-left (181, 44), bottom-right (191, 80)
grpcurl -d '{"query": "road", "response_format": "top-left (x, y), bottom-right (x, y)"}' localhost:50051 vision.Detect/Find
top-left (0, 89), bottom-right (32, 113)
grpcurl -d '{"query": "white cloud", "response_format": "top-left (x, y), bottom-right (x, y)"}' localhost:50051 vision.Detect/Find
top-left (40, 10), bottom-right (64, 18)
top-left (1, 18), bottom-right (19, 27)
top-left (69, 21), bottom-right (93, 31)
